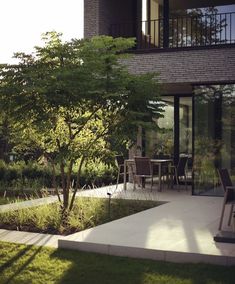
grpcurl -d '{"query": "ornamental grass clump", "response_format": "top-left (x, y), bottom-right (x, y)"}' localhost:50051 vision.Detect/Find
top-left (0, 203), bottom-right (62, 233)
top-left (67, 197), bottom-right (109, 232)
top-left (0, 196), bottom-right (160, 235)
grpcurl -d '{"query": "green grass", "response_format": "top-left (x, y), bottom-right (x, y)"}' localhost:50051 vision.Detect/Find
top-left (0, 241), bottom-right (234, 284)
top-left (0, 197), bottom-right (161, 235)
top-left (0, 196), bottom-right (24, 205)
top-left (0, 194), bottom-right (40, 205)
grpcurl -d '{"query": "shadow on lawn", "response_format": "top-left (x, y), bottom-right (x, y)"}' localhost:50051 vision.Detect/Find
top-left (51, 248), bottom-right (235, 284)
top-left (0, 235), bottom-right (53, 284)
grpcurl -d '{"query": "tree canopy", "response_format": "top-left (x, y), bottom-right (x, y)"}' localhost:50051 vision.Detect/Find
top-left (0, 32), bottom-right (163, 214)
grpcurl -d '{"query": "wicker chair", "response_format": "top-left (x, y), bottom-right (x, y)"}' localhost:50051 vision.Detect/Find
top-left (134, 157), bottom-right (155, 191)
top-left (170, 156), bottom-right (188, 190)
top-left (217, 168), bottom-right (235, 230)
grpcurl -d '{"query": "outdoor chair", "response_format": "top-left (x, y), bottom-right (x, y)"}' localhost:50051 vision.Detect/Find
top-left (115, 155), bottom-right (135, 189)
top-left (134, 157), bottom-right (155, 191)
top-left (170, 156), bottom-right (188, 190)
top-left (217, 168), bottom-right (235, 230)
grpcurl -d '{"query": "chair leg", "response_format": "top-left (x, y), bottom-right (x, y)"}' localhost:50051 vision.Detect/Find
top-left (184, 174), bottom-right (187, 190)
top-left (151, 176), bottom-right (153, 192)
top-left (116, 168), bottom-right (120, 189)
top-left (133, 174), bottom-right (136, 190)
top-left (218, 203), bottom-right (226, 230)
top-left (167, 171), bottom-right (171, 188)
top-left (175, 172), bottom-right (179, 191)
top-left (228, 204), bottom-right (234, 226)
top-left (128, 165), bottom-right (136, 190)
top-left (170, 171), bottom-right (174, 188)
top-left (141, 177), bottom-right (145, 189)
top-left (132, 172), bottom-right (136, 191)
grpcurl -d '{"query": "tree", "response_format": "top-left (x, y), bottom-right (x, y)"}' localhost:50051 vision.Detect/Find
top-left (0, 32), bottom-right (163, 217)
top-left (0, 111), bottom-right (11, 161)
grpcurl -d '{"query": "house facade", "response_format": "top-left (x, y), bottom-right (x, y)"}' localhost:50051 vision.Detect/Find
top-left (84, 0), bottom-right (235, 196)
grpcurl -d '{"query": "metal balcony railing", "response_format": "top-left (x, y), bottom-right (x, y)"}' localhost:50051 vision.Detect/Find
top-left (110, 12), bottom-right (235, 50)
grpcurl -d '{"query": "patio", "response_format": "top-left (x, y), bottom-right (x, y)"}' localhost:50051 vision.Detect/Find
top-left (59, 183), bottom-right (235, 266)
top-left (0, 183), bottom-right (234, 266)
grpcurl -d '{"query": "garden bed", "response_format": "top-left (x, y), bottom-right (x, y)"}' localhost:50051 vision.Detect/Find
top-left (0, 197), bottom-right (162, 235)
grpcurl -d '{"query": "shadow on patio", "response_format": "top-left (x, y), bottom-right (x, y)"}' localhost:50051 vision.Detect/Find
top-left (59, 183), bottom-right (235, 266)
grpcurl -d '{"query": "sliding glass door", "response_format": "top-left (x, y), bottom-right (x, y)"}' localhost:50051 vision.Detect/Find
top-left (144, 95), bottom-right (192, 175)
top-left (193, 84), bottom-right (235, 195)
top-left (144, 85), bottom-right (235, 195)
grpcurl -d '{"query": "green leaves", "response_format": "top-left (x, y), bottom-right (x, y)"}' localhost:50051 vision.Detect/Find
top-left (0, 33), bottom-right (164, 156)
top-left (0, 33), bottom-right (163, 211)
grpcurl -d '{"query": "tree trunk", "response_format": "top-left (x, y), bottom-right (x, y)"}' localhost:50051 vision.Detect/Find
top-left (60, 162), bottom-right (69, 212)
top-left (69, 156), bottom-right (85, 211)
top-left (52, 161), bottom-right (62, 204)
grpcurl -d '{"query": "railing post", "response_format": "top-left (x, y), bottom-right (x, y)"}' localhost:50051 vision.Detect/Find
top-left (163, 0), bottom-right (169, 48)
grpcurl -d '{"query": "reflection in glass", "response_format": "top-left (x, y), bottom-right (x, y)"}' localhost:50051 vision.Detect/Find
top-left (193, 84), bottom-right (235, 196)
top-left (141, 0), bottom-right (163, 47)
top-left (179, 97), bottom-right (192, 155)
top-left (145, 97), bottom-right (174, 158)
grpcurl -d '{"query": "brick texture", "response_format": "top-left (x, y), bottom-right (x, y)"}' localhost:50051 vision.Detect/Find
top-left (84, 0), bottom-right (235, 84)
top-left (84, 0), bottom-right (137, 38)
top-left (121, 47), bottom-right (235, 84)
top-left (84, 0), bottom-right (99, 38)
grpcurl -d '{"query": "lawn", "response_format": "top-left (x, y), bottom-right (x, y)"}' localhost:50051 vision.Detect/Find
top-left (0, 241), bottom-right (234, 284)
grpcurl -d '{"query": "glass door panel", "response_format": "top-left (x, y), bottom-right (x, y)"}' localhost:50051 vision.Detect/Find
top-left (142, 0), bottom-right (163, 47)
top-left (145, 96), bottom-right (174, 158)
top-left (193, 84), bottom-right (235, 196)
top-left (179, 97), bottom-right (193, 185)
top-left (221, 85), bottom-right (235, 179)
top-left (179, 97), bottom-right (192, 156)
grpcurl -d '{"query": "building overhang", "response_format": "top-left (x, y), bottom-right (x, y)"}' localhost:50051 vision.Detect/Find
top-left (170, 0), bottom-right (235, 10)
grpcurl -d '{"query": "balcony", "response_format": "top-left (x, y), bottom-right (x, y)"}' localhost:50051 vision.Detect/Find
top-left (110, 12), bottom-right (235, 50)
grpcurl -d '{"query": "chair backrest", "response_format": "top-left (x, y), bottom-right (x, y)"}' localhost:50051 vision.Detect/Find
top-left (187, 157), bottom-right (193, 169)
top-left (177, 156), bottom-right (188, 176)
top-left (115, 155), bottom-right (124, 167)
top-left (134, 157), bottom-right (151, 176)
top-left (217, 168), bottom-right (234, 202)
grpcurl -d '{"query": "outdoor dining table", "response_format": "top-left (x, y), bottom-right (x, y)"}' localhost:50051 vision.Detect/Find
top-left (123, 158), bottom-right (173, 192)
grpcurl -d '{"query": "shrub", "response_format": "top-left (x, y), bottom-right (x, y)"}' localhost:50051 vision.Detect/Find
top-left (0, 159), bottom-right (117, 195)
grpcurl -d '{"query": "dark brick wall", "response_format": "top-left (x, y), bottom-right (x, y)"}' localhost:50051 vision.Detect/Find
top-left (121, 47), bottom-right (235, 84)
top-left (84, 0), bottom-right (99, 38)
top-left (84, 0), bottom-right (137, 38)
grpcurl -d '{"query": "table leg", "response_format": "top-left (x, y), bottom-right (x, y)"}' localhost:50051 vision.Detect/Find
top-left (159, 163), bottom-right (162, 192)
top-left (124, 160), bottom-right (127, 190)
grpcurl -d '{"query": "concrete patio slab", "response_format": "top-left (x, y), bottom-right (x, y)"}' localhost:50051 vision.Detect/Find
top-left (0, 228), bottom-right (66, 247)
top-left (59, 184), bottom-right (235, 266)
